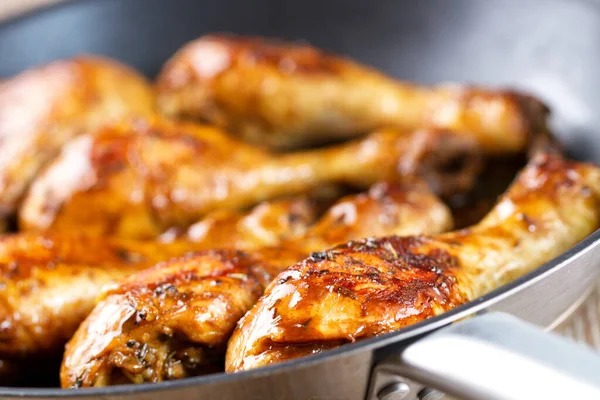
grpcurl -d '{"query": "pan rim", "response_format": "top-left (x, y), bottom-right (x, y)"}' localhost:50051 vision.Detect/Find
top-left (0, 0), bottom-right (103, 28)
top-left (1, 0), bottom-right (600, 396)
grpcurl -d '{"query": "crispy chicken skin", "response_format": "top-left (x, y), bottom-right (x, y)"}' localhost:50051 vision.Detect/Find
top-left (0, 234), bottom-right (209, 358)
top-left (0, 57), bottom-right (155, 224)
top-left (225, 153), bottom-right (600, 372)
top-left (291, 180), bottom-right (453, 250)
top-left (61, 250), bottom-right (276, 387)
top-left (20, 117), bottom-right (479, 239)
top-left (0, 195), bottom-right (318, 360)
top-left (59, 180), bottom-right (453, 387)
top-left (165, 196), bottom-right (318, 247)
top-left (156, 34), bottom-right (548, 152)
top-left (176, 179), bottom-right (446, 249)
top-left (0, 180), bottom-right (448, 363)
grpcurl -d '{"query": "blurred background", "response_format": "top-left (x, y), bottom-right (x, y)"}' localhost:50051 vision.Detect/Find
top-left (0, 0), bottom-right (62, 20)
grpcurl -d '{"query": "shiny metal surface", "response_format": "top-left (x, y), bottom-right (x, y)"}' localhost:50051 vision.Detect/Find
top-left (418, 389), bottom-right (446, 400)
top-left (485, 229), bottom-right (600, 329)
top-left (3, 350), bottom-right (374, 399)
top-left (377, 382), bottom-right (411, 400)
top-left (369, 368), bottom-right (425, 400)
top-left (368, 313), bottom-right (600, 400)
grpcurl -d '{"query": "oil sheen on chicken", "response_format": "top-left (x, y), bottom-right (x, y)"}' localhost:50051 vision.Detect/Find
top-left (0, 56), bottom-right (155, 225)
top-left (59, 180), bottom-right (453, 387)
top-left (225, 153), bottom-right (600, 372)
top-left (20, 117), bottom-right (480, 239)
top-left (156, 34), bottom-right (548, 151)
top-left (0, 190), bottom-right (323, 361)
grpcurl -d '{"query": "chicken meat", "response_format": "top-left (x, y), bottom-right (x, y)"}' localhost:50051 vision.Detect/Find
top-left (0, 234), bottom-right (198, 359)
top-left (0, 193), bottom-right (318, 360)
top-left (164, 196), bottom-right (318, 247)
top-left (0, 56), bottom-right (155, 226)
top-left (156, 34), bottom-right (548, 152)
top-left (20, 117), bottom-right (480, 239)
top-left (225, 152), bottom-right (600, 372)
top-left (59, 179), bottom-right (453, 387)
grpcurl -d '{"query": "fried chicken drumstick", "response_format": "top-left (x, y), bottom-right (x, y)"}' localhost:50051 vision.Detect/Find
top-left (167, 196), bottom-right (318, 247)
top-left (0, 33), bottom-right (567, 391)
top-left (225, 152), bottom-right (600, 372)
top-left (0, 57), bottom-right (155, 226)
top-left (156, 34), bottom-right (548, 152)
top-left (0, 234), bottom-right (199, 359)
top-left (0, 190), bottom-right (323, 361)
top-left (20, 117), bottom-right (479, 239)
top-left (59, 180), bottom-right (453, 387)
top-left (60, 152), bottom-right (600, 386)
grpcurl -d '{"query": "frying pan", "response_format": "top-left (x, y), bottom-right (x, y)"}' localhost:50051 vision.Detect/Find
top-left (1, 0), bottom-right (600, 399)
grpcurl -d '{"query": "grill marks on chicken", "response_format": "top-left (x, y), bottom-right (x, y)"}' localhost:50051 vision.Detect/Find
top-left (0, 57), bottom-right (155, 226)
top-left (20, 117), bottom-right (479, 239)
top-left (59, 180), bottom-right (453, 387)
top-left (224, 153), bottom-right (600, 372)
top-left (156, 34), bottom-right (548, 152)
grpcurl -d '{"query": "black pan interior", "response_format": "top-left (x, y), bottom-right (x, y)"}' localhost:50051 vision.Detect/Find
top-left (1, 0), bottom-right (600, 394)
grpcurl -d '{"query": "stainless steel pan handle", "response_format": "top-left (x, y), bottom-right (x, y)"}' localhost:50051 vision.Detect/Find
top-left (367, 312), bottom-right (600, 400)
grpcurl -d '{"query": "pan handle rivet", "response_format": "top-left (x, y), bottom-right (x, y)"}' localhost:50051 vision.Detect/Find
top-left (418, 388), bottom-right (445, 400)
top-left (377, 382), bottom-right (411, 400)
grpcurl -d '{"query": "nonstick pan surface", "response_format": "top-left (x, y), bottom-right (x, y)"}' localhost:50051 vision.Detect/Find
top-left (1, 0), bottom-right (600, 398)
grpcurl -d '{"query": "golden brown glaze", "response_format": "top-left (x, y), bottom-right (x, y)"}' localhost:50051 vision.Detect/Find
top-left (0, 233), bottom-right (210, 359)
top-left (0, 57), bottom-right (155, 224)
top-left (156, 34), bottom-right (548, 151)
top-left (225, 153), bottom-right (600, 372)
top-left (20, 117), bottom-right (479, 239)
top-left (59, 180), bottom-right (453, 387)
top-left (169, 196), bottom-right (318, 247)
top-left (281, 180), bottom-right (453, 251)
top-left (61, 250), bottom-right (274, 387)
top-left (0, 195), bottom-right (317, 361)
top-left (0, 180), bottom-right (448, 365)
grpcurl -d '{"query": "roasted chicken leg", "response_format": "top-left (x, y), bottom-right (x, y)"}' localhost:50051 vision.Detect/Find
top-left (164, 196), bottom-right (318, 247)
top-left (59, 180), bottom-right (453, 387)
top-left (20, 117), bottom-right (480, 239)
top-left (156, 34), bottom-right (548, 152)
top-left (0, 57), bottom-right (155, 225)
top-left (0, 234), bottom-right (198, 358)
top-left (0, 193), bottom-right (317, 360)
top-left (225, 152), bottom-right (600, 372)
top-left (0, 179), bottom-right (448, 360)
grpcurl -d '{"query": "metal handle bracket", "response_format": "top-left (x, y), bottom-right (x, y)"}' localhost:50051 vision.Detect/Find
top-left (367, 312), bottom-right (600, 400)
